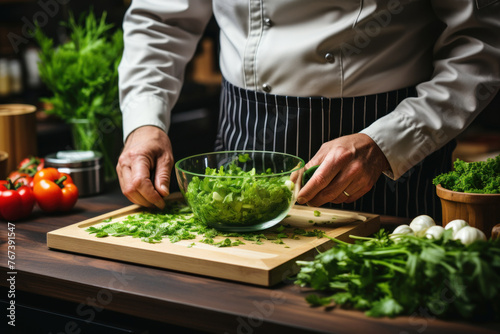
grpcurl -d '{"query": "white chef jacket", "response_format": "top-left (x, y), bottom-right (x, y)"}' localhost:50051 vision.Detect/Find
top-left (118, 0), bottom-right (500, 179)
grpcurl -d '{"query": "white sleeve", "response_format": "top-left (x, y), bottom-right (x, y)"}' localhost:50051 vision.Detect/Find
top-left (118, 0), bottom-right (214, 141)
top-left (361, 0), bottom-right (500, 179)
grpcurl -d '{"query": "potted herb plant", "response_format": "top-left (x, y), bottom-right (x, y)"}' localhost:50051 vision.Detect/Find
top-left (433, 154), bottom-right (500, 238)
top-left (34, 11), bottom-right (123, 181)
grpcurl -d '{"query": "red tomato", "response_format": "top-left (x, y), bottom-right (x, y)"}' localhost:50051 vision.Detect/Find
top-left (33, 168), bottom-right (79, 212)
top-left (18, 156), bottom-right (45, 176)
top-left (32, 167), bottom-right (74, 186)
top-left (60, 183), bottom-right (79, 211)
top-left (0, 180), bottom-right (36, 221)
top-left (8, 171), bottom-right (34, 187)
top-left (33, 167), bottom-right (60, 184)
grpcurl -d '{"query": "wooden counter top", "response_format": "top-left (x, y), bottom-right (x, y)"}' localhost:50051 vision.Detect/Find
top-left (1, 184), bottom-right (499, 333)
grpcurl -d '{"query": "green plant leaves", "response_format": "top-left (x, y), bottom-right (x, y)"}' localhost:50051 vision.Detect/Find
top-left (295, 230), bottom-right (500, 320)
top-left (34, 11), bottom-right (123, 124)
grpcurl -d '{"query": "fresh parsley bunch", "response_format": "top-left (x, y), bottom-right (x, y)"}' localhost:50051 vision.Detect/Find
top-left (34, 11), bottom-right (124, 180)
top-left (433, 155), bottom-right (500, 193)
top-left (34, 11), bottom-right (123, 125)
top-left (295, 230), bottom-right (500, 320)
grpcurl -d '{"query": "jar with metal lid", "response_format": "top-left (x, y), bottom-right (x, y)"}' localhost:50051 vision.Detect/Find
top-left (45, 150), bottom-right (104, 197)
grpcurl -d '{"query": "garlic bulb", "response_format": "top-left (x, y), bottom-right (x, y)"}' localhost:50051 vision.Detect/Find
top-left (453, 226), bottom-right (487, 246)
top-left (390, 224), bottom-right (414, 242)
top-left (409, 215), bottom-right (436, 237)
top-left (424, 225), bottom-right (445, 240)
top-left (392, 224), bottom-right (414, 236)
top-left (444, 219), bottom-right (469, 237)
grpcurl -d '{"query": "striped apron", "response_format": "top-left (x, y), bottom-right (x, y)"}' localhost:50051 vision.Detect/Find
top-left (214, 79), bottom-right (456, 218)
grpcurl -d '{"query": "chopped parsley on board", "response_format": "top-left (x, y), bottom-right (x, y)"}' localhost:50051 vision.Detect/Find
top-left (86, 201), bottom-right (325, 247)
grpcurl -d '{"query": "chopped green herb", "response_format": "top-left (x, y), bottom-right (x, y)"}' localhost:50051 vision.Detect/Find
top-left (313, 210), bottom-right (321, 217)
top-left (293, 228), bottom-right (325, 238)
top-left (238, 153), bottom-right (250, 163)
top-left (232, 240), bottom-right (245, 246)
top-left (184, 156), bottom-right (294, 228)
top-left (86, 201), bottom-right (323, 247)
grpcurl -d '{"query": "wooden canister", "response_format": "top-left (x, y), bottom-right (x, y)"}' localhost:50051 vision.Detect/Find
top-left (0, 150), bottom-right (8, 179)
top-left (436, 184), bottom-right (500, 239)
top-left (0, 104), bottom-right (38, 174)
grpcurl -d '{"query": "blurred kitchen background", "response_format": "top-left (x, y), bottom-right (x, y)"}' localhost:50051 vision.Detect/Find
top-left (0, 0), bottom-right (221, 178)
top-left (0, 0), bottom-right (499, 175)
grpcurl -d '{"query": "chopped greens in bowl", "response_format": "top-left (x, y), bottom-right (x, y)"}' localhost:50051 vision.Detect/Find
top-left (175, 151), bottom-right (305, 232)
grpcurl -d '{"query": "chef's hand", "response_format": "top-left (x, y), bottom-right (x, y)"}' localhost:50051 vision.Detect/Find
top-left (297, 133), bottom-right (390, 206)
top-left (117, 126), bottom-right (174, 209)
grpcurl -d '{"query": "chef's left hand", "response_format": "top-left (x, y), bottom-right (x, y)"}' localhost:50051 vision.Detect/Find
top-left (297, 133), bottom-right (390, 206)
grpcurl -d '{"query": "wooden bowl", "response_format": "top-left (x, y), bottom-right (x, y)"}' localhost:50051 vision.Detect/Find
top-left (436, 184), bottom-right (500, 239)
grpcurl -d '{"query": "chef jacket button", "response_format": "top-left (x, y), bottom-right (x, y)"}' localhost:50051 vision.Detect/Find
top-left (264, 17), bottom-right (273, 27)
top-left (324, 52), bottom-right (335, 63)
top-left (262, 84), bottom-right (272, 93)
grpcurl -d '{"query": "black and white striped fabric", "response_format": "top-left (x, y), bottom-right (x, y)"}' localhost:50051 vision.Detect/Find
top-left (214, 79), bottom-right (456, 218)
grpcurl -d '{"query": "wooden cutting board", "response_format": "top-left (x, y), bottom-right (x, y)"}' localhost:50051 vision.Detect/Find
top-left (47, 194), bottom-right (380, 286)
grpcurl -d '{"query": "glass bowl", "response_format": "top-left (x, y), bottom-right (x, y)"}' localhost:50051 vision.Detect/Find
top-left (175, 151), bottom-right (305, 232)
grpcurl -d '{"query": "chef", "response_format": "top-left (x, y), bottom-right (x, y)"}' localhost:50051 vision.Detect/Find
top-left (116, 0), bottom-right (500, 218)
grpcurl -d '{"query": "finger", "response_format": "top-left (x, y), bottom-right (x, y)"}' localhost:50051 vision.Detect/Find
top-left (330, 183), bottom-right (361, 204)
top-left (297, 159), bottom-right (341, 204)
top-left (342, 186), bottom-right (364, 204)
top-left (330, 174), bottom-right (375, 204)
top-left (289, 160), bottom-right (305, 184)
top-left (118, 162), bottom-right (153, 208)
top-left (131, 157), bottom-right (166, 209)
top-left (153, 154), bottom-right (174, 199)
top-left (306, 166), bottom-right (354, 206)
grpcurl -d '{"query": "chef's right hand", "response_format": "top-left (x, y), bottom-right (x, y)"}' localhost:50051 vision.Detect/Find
top-left (116, 125), bottom-right (174, 209)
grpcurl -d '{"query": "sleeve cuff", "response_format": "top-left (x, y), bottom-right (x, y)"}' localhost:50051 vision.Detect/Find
top-left (360, 111), bottom-right (430, 180)
top-left (122, 95), bottom-right (171, 142)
